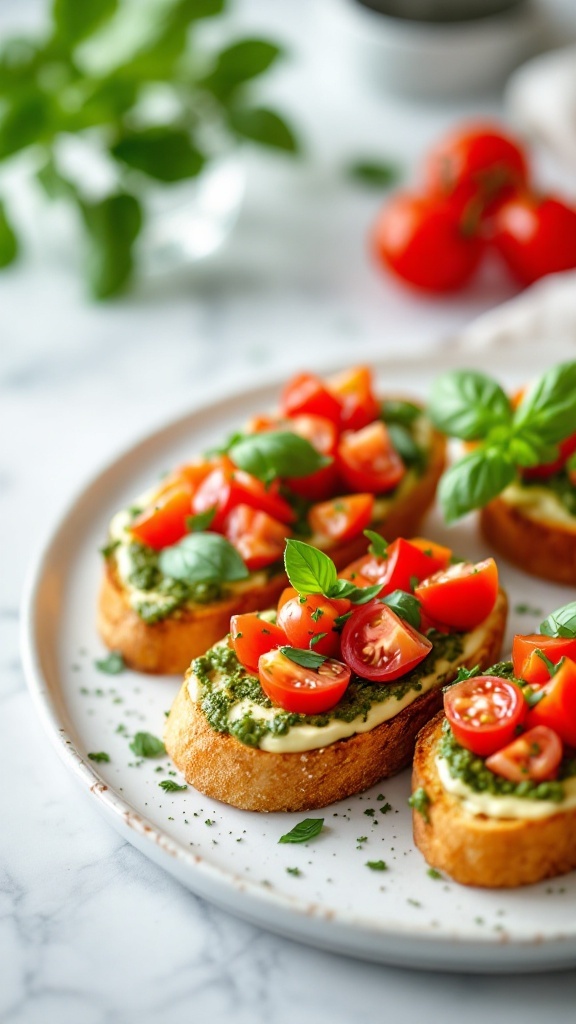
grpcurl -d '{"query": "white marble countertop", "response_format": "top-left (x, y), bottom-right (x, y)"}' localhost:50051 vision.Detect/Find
top-left (4, 1), bottom-right (576, 1021)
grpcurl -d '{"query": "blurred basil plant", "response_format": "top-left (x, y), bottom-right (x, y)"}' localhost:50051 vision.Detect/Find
top-left (0, 0), bottom-right (299, 297)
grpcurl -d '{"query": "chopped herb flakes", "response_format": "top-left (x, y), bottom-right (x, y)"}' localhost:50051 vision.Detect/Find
top-left (88, 751), bottom-right (110, 763)
top-left (366, 860), bottom-right (388, 871)
top-left (129, 732), bottom-right (166, 758)
top-left (94, 651), bottom-right (125, 675)
top-left (286, 867), bottom-right (302, 876)
top-left (408, 787), bottom-right (431, 823)
top-left (158, 780), bottom-right (187, 792)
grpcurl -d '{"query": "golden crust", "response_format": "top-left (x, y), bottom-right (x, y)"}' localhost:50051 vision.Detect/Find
top-left (480, 497), bottom-right (576, 586)
top-left (163, 590), bottom-right (507, 812)
top-left (98, 426), bottom-right (446, 675)
top-left (412, 713), bottom-right (576, 888)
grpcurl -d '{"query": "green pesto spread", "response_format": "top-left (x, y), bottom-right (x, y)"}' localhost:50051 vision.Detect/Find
top-left (125, 542), bottom-right (222, 624)
top-left (522, 470), bottom-right (576, 518)
top-left (439, 720), bottom-right (576, 803)
top-left (192, 629), bottom-right (465, 749)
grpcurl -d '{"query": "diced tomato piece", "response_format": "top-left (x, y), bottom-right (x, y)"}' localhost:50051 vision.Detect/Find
top-left (157, 461), bottom-right (214, 498)
top-left (414, 558), bottom-right (499, 632)
top-left (408, 537), bottom-right (452, 574)
top-left (339, 552), bottom-right (388, 587)
top-left (336, 422), bottom-right (405, 494)
top-left (284, 414), bottom-right (339, 501)
top-left (277, 594), bottom-right (350, 658)
top-left (223, 504), bottom-right (289, 572)
top-left (280, 372), bottom-right (342, 425)
top-left (131, 486), bottom-right (192, 550)
top-left (444, 676), bottom-right (527, 757)
top-left (522, 432), bottom-right (576, 481)
top-left (245, 414), bottom-right (279, 433)
top-left (341, 604), bottom-right (432, 682)
top-left (512, 634), bottom-right (576, 685)
top-left (526, 657), bottom-right (576, 747)
top-left (326, 366), bottom-right (380, 431)
top-left (230, 614), bottom-right (288, 674)
top-left (258, 649), bottom-right (351, 714)
top-left (309, 494), bottom-right (374, 543)
top-left (485, 726), bottom-right (562, 783)
top-left (192, 465), bottom-right (295, 531)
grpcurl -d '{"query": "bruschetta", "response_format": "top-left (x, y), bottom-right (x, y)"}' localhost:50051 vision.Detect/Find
top-left (412, 600), bottom-right (576, 887)
top-left (428, 360), bottom-right (576, 585)
top-left (98, 367), bottom-right (446, 673)
top-left (164, 537), bottom-right (508, 811)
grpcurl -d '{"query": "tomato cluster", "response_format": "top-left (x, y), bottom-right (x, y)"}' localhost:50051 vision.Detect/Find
top-left (443, 632), bottom-right (576, 785)
top-left (230, 537), bottom-right (499, 716)
top-left (372, 122), bottom-right (576, 293)
top-left (129, 366), bottom-right (408, 569)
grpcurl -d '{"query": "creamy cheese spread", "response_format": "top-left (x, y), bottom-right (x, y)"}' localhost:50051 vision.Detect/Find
top-left (501, 482), bottom-right (576, 533)
top-left (436, 755), bottom-right (576, 821)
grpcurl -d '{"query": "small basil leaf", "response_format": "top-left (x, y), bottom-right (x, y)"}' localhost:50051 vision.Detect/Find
top-left (278, 818), bottom-right (324, 844)
top-left (363, 529), bottom-right (388, 558)
top-left (438, 446), bottom-right (516, 523)
top-left (380, 590), bottom-right (421, 629)
top-left (380, 399), bottom-right (421, 426)
top-left (111, 127), bottom-right (205, 182)
top-left (329, 580), bottom-right (382, 605)
top-left (513, 361), bottom-right (576, 445)
top-left (347, 159), bottom-right (400, 188)
top-left (53, 0), bottom-right (117, 45)
top-left (0, 90), bottom-right (54, 161)
top-left (82, 192), bottom-right (142, 299)
top-left (159, 533), bottom-right (249, 585)
top-left (228, 105), bottom-right (299, 153)
top-left (158, 779), bottom-right (187, 792)
top-left (428, 370), bottom-right (512, 440)
top-left (284, 539), bottom-right (337, 597)
top-left (229, 431), bottom-right (330, 484)
top-left (186, 508), bottom-right (216, 532)
top-left (129, 732), bottom-right (166, 758)
top-left (279, 646), bottom-right (326, 670)
top-left (0, 199), bottom-right (18, 268)
top-left (94, 651), bottom-right (125, 674)
top-left (540, 601), bottom-right (576, 639)
top-left (203, 38), bottom-right (283, 99)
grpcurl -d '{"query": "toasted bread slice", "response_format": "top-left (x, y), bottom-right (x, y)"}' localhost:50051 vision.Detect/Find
top-left (480, 496), bottom-right (576, 585)
top-left (412, 713), bottom-right (576, 887)
top-left (163, 590), bottom-right (507, 812)
top-left (98, 428), bottom-right (446, 674)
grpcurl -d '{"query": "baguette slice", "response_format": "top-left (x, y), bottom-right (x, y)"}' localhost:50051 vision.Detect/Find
top-left (164, 590), bottom-right (507, 812)
top-left (412, 713), bottom-right (576, 887)
top-left (98, 427), bottom-right (446, 674)
top-left (481, 496), bottom-right (576, 585)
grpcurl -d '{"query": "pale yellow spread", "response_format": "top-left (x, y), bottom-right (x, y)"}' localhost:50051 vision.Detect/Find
top-left (500, 482), bottom-right (576, 533)
top-left (187, 624), bottom-right (487, 755)
top-left (436, 755), bottom-right (576, 821)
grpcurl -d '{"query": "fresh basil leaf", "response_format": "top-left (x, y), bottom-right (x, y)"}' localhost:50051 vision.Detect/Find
top-left (330, 579), bottom-right (383, 605)
top-left (347, 159), bottom-right (400, 189)
top-left (36, 157), bottom-right (78, 200)
top-left (53, 0), bottom-right (118, 45)
top-left (284, 539), bottom-right (337, 596)
top-left (380, 590), bottom-right (421, 629)
top-left (65, 79), bottom-right (139, 132)
top-left (540, 601), bottom-right (576, 639)
top-left (129, 732), bottom-right (166, 758)
top-left (94, 651), bottom-right (125, 674)
top-left (158, 779), bottom-right (187, 792)
top-left (0, 199), bottom-right (18, 268)
top-left (278, 818), bottom-right (324, 844)
top-left (229, 431), bottom-right (330, 484)
top-left (513, 361), bottom-right (576, 445)
top-left (228, 106), bottom-right (299, 153)
top-left (380, 399), bottom-right (421, 426)
top-left (204, 430), bottom-right (245, 458)
top-left (88, 751), bottom-right (110, 763)
top-left (364, 529), bottom-right (388, 558)
top-left (186, 508), bottom-right (216, 532)
top-left (279, 646), bottom-right (327, 669)
top-left (0, 90), bottom-right (54, 161)
top-left (111, 127), bottom-right (205, 182)
top-left (159, 532), bottom-right (249, 585)
top-left (82, 192), bottom-right (142, 298)
top-left (0, 38), bottom-right (41, 94)
top-left (438, 446), bottom-right (516, 523)
top-left (387, 423), bottom-right (427, 473)
top-left (203, 38), bottom-right (283, 99)
top-left (428, 370), bottom-right (512, 440)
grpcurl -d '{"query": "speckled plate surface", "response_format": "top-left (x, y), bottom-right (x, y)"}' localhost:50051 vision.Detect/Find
top-left (21, 309), bottom-right (576, 972)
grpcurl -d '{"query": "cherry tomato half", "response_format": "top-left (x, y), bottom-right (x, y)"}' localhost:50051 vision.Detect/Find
top-left (424, 122), bottom-right (528, 212)
top-left (336, 422), bottom-right (405, 494)
top-left (131, 486), bottom-right (192, 550)
top-left (258, 649), bottom-right (351, 714)
top-left (341, 604), bottom-right (432, 683)
top-left (444, 676), bottom-right (527, 757)
top-left (493, 193), bottom-right (576, 286)
top-left (224, 504), bottom-right (289, 572)
top-left (414, 558), bottom-right (499, 632)
top-left (526, 657), bottom-right (576, 748)
top-left (192, 465), bottom-right (295, 530)
top-left (309, 493), bottom-right (374, 543)
top-left (230, 614), bottom-right (288, 674)
top-left (276, 594), bottom-right (350, 659)
top-left (512, 634), bottom-right (576, 686)
top-left (485, 725), bottom-right (562, 783)
top-left (280, 372), bottom-right (342, 425)
top-left (326, 365), bottom-right (380, 432)
top-left (409, 537), bottom-right (452, 574)
top-left (372, 192), bottom-right (484, 294)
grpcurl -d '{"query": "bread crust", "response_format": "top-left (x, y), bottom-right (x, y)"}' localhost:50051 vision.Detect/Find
top-left (163, 590), bottom-right (507, 812)
top-left (412, 713), bottom-right (576, 887)
top-left (98, 427), bottom-right (446, 674)
top-left (480, 496), bottom-right (576, 585)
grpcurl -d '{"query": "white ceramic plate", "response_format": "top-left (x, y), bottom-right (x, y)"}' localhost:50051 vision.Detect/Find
top-left (22, 337), bottom-right (576, 973)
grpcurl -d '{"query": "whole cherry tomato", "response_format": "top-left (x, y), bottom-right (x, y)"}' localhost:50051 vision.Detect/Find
top-left (258, 649), bottom-right (351, 714)
top-left (424, 122), bottom-right (528, 212)
top-left (372, 192), bottom-right (483, 293)
top-left (492, 193), bottom-right (576, 286)
top-left (276, 594), bottom-right (349, 658)
top-left (414, 558), bottom-right (499, 632)
top-left (230, 614), bottom-right (288, 674)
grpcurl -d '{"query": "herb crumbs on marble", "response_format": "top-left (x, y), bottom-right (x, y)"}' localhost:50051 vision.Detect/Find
top-left (363, 808), bottom-right (375, 817)
top-left (94, 651), bottom-right (125, 675)
top-left (366, 860), bottom-right (388, 871)
top-left (427, 868), bottom-right (442, 880)
top-left (205, 819), bottom-right (214, 826)
top-left (379, 802), bottom-right (392, 814)
top-left (407, 898), bottom-right (421, 907)
top-left (129, 732), bottom-right (166, 758)
top-left (158, 780), bottom-right (187, 792)
top-left (286, 867), bottom-right (302, 877)
top-left (88, 751), bottom-right (110, 763)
